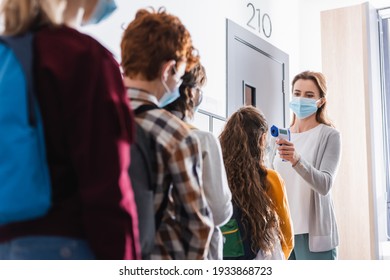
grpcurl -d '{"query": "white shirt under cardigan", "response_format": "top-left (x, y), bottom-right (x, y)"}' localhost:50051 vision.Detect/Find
top-left (274, 124), bottom-right (323, 234)
top-left (270, 124), bottom-right (341, 252)
top-left (171, 111), bottom-right (233, 259)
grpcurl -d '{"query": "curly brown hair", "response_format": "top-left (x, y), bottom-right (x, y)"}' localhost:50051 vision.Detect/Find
top-left (120, 7), bottom-right (199, 80)
top-left (164, 62), bottom-right (206, 119)
top-left (219, 106), bottom-right (281, 255)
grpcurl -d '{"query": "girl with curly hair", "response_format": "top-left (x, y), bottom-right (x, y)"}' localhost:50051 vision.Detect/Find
top-left (219, 106), bottom-right (293, 259)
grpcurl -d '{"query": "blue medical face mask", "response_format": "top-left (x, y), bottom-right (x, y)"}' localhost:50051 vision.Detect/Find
top-left (159, 77), bottom-right (182, 108)
top-left (193, 88), bottom-right (203, 114)
top-left (83, 0), bottom-right (117, 25)
top-left (193, 105), bottom-right (200, 114)
top-left (289, 97), bottom-right (320, 119)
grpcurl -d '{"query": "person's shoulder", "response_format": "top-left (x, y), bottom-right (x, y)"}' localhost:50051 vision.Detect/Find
top-left (266, 168), bottom-right (285, 186)
top-left (193, 129), bottom-right (218, 143)
top-left (36, 25), bottom-right (113, 61)
top-left (266, 168), bottom-right (279, 180)
top-left (193, 129), bottom-right (222, 154)
top-left (319, 124), bottom-right (341, 140)
top-left (146, 109), bottom-right (196, 143)
top-left (320, 123), bottom-right (339, 134)
top-left (37, 25), bottom-right (85, 46)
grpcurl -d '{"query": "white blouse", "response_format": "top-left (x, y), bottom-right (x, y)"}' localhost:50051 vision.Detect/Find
top-left (273, 124), bottom-right (323, 234)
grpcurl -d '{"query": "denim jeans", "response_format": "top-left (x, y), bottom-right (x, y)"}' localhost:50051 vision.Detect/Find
top-left (0, 236), bottom-right (95, 260)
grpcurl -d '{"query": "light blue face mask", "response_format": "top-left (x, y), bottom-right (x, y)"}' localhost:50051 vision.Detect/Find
top-left (193, 105), bottom-right (200, 114)
top-left (193, 88), bottom-right (203, 114)
top-left (159, 79), bottom-right (182, 108)
top-left (83, 0), bottom-right (117, 25)
top-left (289, 97), bottom-right (320, 119)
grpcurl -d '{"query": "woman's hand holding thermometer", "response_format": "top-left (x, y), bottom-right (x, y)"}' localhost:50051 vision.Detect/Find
top-left (270, 125), bottom-right (300, 165)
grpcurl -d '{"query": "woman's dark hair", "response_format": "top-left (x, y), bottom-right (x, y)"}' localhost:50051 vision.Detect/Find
top-left (164, 63), bottom-right (206, 119)
top-left (219, 106), bottom-right (281, 255)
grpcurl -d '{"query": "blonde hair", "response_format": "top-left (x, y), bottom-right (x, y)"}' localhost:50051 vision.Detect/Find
top-left (0, 0), bottom-right (67, 35)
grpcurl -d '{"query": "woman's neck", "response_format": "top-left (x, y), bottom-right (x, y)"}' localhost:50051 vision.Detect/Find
top-left (291, 115), bottom-right (320, 133)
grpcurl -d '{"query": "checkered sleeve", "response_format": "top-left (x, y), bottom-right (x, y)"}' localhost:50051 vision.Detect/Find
top-left (168, 133), bottom-right (214, 259)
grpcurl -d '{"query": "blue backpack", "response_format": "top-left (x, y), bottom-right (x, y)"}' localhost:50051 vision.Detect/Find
top-left (0, 33), bottom-right (51, 225)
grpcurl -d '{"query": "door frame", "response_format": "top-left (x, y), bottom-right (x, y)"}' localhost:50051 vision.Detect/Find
top-left (226, 19), bottom-right (290, 127)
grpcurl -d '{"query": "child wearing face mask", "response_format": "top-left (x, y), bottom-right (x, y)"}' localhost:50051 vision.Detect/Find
top-left (121, 8), bottom-right (213, 260)
top-left (0, 0), bottom-right (140, 260)
top-left (270, 70), bottom-right (342, 260)
top-left (164, 63), bottom-right (233, 260)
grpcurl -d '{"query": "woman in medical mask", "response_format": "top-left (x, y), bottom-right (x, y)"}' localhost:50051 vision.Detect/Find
top-left (0, 0), bottom-right (140, 259)
top-left (271, 70), bottom-right (341, 260)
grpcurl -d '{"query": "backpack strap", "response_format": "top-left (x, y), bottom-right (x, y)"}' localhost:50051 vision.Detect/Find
top-left (0, 33), bottom-right (37, 126)
top-left (233, 204), bottom-right (257, 259)
top-left (134, 104), bottom-right (159, 115)
top-left (155, 189), bottom-right (169, 230)
top-left (133, 103), bottom-right (159, 189)
top-left (132, 103), bottom-right (169, 230)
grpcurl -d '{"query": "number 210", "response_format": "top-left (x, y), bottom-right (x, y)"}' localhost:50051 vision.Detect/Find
top-left (247, 3), bottom-right (272, 38)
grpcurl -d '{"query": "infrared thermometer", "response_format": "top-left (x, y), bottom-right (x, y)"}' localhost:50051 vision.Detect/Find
top-left (270, 125), bottom-right (290, 141)
top-left (270, 125), bottom-right (290, 162)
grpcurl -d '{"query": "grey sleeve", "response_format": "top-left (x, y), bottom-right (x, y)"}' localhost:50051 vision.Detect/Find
top-left (293, 130), bottom-right (341, 196)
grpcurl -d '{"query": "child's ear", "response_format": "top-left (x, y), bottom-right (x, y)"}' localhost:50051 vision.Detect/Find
top-left (160, 60), bottom-right (176, 81)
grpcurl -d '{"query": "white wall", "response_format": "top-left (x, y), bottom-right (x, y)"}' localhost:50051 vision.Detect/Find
top-left (82, 0), bottom-right (300, 117)
top-left (83, 0), bottom-right (389, 117)
top-left (298, 0), bottom-right (389, 72)
top-left (299, 0), bottom-right (389, 260)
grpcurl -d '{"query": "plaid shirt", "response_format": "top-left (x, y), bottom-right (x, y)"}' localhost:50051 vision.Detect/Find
top-left (128, 89), bottom-right (213, 259)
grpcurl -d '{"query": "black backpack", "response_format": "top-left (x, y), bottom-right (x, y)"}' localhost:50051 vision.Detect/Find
top-left (129, 104), bottom-right (169, 259)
